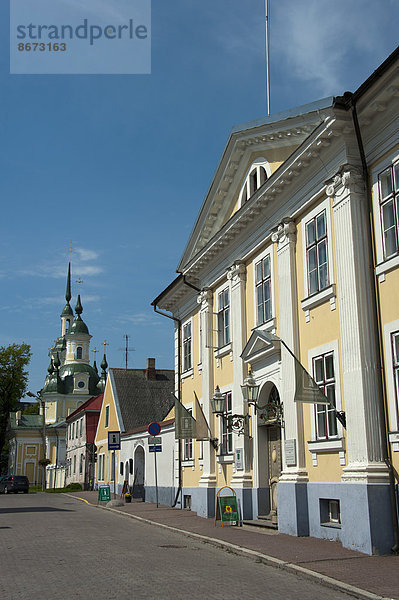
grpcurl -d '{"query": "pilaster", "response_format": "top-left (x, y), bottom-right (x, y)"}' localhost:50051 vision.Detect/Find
top-left (272, 219), bottom-right (307, 482)
top-left (227, 261), bottom-right (252, 487)
top-left (197, 289), bottom-right (217, 487)
top-left (328, 164), bottom-right (388, 483)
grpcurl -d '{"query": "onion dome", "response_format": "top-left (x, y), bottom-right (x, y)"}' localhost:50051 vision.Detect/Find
top-left (69, 295), bottom-right (89, 335)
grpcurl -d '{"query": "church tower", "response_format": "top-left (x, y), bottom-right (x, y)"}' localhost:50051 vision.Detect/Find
top-left (42, 262), bottom-right (107, 423)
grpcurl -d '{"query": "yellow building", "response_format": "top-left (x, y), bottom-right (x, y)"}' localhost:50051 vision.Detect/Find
top-left (7, 411), bottom-right (44, 485)
top-left (153, 48), bottom-right (399, 554)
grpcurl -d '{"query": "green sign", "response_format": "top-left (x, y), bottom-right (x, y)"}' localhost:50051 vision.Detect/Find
top-left (219, 495), bottom-right (239, 523)
top-left (98, 485), bottom-right (111, 502)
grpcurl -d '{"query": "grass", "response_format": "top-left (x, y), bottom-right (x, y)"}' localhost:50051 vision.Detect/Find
top-left (29, 483), bottom-right (83, 493)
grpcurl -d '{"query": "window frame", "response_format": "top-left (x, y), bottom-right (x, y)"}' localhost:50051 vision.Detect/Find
top-left (239, 158), bottom-right (271, 207)
top-left (220, 392), bottom-right (233, 456)
top-left (301, 197), bottom-right (335, 303)
top-left (217, 287), bottom-right (230, 348)
top-left (254, 249), bottom-right (273, 327)
top-left (182, 319), bottom-right (193, 373)
top-left (312, 351), bottom-right (338, 441)
top-left (104, 405), bottom-right (110, 429)
top-left (378, 160), bottom-right (399, 260)
top-left (305, 209), bottom-right (329, 296)
top-left (183, 407), bottom-right (194, 461)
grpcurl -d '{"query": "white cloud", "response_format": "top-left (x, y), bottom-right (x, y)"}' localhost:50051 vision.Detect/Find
top-left (272, 0), bottom-right (395, 95)
top-left (116, 312), bottom-right (156, 325)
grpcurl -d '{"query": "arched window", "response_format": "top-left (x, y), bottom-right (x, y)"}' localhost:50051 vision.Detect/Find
top-left (65, 319), bottom-right (70, 333)
top-left (76, 346), bottom-right (83, 359)
top-left (240, 159), bottom-right (271, 206)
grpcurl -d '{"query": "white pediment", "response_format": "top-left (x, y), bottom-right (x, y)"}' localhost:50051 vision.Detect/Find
top-left (177, 99), bottom-right (335, 272)
top-left (241, 329), bottom-right (281, 365)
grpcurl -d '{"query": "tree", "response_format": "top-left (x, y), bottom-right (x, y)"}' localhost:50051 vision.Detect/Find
top-left (23, 401), bottom-right (40, 415)
top-left (0, 343), bottom-right (32, 455)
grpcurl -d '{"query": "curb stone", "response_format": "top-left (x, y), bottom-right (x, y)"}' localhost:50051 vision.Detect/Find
top-left (67, 494), bottom-right (394, 600)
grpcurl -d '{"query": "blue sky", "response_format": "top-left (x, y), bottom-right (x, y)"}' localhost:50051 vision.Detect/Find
top-left (0, 0), bottom-right (398, 397)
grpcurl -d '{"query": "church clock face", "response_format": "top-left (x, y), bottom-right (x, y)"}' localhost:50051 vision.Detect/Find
top-left (77, 380), bottom-right (85, 389)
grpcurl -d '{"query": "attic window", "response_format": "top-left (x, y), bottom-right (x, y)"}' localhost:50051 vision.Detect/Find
top-left (76, 346), bottom-right (83, 359)
top-left (240, 159), bottom-right (270, 206)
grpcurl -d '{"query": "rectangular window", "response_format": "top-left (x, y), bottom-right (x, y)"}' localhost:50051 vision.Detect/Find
top-left (79, 418), bottom-right (83, 437)
top-left (72, 422), bottom-right (75, 439)
top-left (217, 288), bottom-right (230, 347)
top-left (98, 454), bottom-right (104, 481)
top-left (73, 454), bottom-right (76, 474)
top-left (379, 161), bottom-right (399, 259)
top-left (220, 392), bottom-right (233, 455)
top-left (105, 405), bottom-right (109, 428)
top-left (183, 409), bottom-right (193, 460)
top-left (255, 255), bottom-right (271, 325)
top-left (79, 454), bottom-right (83, 474)
top-left (183, 321), bottom-right (192, 372)
top-left (306, 210), bottom-right (329, 295)
top-left (392, 331), bottom-right (399, 425)
top-left (313, 352), bottom-right (337, 439)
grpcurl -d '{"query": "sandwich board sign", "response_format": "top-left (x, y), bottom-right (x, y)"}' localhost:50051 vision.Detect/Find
top-left (98, 485), bottom-right (111, 503)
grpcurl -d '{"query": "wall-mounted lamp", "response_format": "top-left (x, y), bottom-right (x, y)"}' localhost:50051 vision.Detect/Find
top-left (210, 385), bottom-right (248, 436)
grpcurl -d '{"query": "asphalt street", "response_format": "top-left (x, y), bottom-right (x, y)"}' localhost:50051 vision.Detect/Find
top-left (0, 492), bottom-right (355, 600)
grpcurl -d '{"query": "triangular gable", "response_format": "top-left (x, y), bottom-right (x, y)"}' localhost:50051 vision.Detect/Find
top-left (241, 329), bottom-right (281, 365)
top-left (178, 98), bottom-right (334, 272)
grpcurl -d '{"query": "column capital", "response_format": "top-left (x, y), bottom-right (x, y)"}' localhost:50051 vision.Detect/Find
top-left (326, 164), bottom-right (364, 201)
top-left (227, 260), bottom-right (246, 284)
top-left (197, 288), bottom-right (213, 308)
top-left (271, 218), bottom-right (296, 248)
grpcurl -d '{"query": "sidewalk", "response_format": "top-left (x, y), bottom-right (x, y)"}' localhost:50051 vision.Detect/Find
top-left (68, 491), bottom-right (398, 600)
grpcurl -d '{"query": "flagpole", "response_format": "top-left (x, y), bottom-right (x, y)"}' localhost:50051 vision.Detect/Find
top-left (265, 0), bottom-right (270, 116)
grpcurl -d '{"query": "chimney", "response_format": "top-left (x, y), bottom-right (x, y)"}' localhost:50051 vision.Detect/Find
top-left (16, 410), bottom-right (22, 425)
top-left (146, 358), bottom-right (156, 380)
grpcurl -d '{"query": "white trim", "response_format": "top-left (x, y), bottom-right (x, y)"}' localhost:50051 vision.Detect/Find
top-left (214, 280), bottom-right (231, 350)
top-left (383, 318), bottom-right (399, 433)
top-left (307, 340), bottom-right (343, 465)
top-left (239, 157), bottom-right (272, 209)
top-left (371, 150), bottom-right (399, 267)
top-left (182, 317), bottom-right (193, 373)
top-left (252, 245), bottom-right (274, 329)
top-left (376, 254), bottom-right (399, 281)
top-left (301, 197), bottom-right (335, 304)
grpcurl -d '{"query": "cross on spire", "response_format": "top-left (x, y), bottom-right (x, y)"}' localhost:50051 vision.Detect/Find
top-left (92, 347), bottom-right (99, 359)
top-left (103, 340), bottom-right (109, 352)
top-left (75, 278), bottom-right (84, 294)
top-left (67, 241), bottom-right (75, 261)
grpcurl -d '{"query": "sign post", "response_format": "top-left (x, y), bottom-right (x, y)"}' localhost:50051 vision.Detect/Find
top-left (148, 423), bottom-right (161, 508)
top-left (108, 431), bottom-right (121, 499)
top-left (215, 486), bottom-right (241, 527)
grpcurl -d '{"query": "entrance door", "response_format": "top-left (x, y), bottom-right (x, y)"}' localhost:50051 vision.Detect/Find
top-left (133, 446), bottom-right (145, 500)
top-left (267, 425), bottom-right (282, 516)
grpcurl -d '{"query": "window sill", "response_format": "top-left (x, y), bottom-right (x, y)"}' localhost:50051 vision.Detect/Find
top-left (256, 318), bottom-right (276, 333)
top-left (307, 438), bottom-right (344, 453)
top-left (214, 343), bottom-right (232, 359)
top-left (388, 431), bottom-right (399, 443)
top-left (182, 460), bottom-right (194, 467)
top-left (321, 522), bottom-right (341, 530)
top-left (217, 454), bottom-right (234, 464)
top-left (376, 254), bottom-right (399, 282)
top-left (301, 284), bottom-right (336, 316)
top-left (181, 368), bottom-right (194, 380)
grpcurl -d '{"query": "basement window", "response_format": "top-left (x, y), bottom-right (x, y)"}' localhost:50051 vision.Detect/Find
top-left (320, 498), bottom-right (341, 528)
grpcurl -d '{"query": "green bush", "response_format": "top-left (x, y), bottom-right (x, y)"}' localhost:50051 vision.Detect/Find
top-left (44, 483), bottom-right (83, 494)
top-left (29, 485), bottom-right (42, 493)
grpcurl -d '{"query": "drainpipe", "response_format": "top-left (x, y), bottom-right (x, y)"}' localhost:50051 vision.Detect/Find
top-left (346, 92), bottom-right (399, 553)
top-left (151, 302), bottom-right (182, 508)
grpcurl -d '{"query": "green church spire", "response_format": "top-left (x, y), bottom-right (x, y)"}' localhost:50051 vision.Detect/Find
top-left (65, 261), bottom-right (71, 303)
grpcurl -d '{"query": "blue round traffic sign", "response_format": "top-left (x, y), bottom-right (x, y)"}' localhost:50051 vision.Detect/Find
top-left (148, 422), bottom-right (161, 436)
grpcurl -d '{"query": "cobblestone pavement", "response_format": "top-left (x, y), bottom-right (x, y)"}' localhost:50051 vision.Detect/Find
top-left (71, 491), bottom-right (399, 600)
top-left (0, 492), bottom-right (356, 600)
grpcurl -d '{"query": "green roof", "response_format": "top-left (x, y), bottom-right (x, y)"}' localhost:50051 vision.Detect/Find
top-left (69, 315), bottom-right (89, 335)
top-left (61, 303), bottom-right (73, 317)
top-left (9, 413), bottom-right (43, 429)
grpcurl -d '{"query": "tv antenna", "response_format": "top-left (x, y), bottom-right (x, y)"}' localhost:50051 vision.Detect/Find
top-left (119, 334), bottom-right (135, 369)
